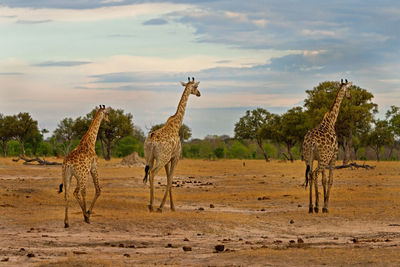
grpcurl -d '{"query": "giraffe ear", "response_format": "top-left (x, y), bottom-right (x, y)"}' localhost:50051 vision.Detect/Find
top-left (180, 81), bottom-right (187, 87)
top-left (194, 81), bottom-right (200, 86)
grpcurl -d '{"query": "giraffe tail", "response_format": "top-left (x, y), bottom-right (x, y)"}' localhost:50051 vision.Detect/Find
top-left (58, 183), bottom-right (63, 194)
top-left (305, 165), bottom-right (310, 189)
top-left (143, 165), bottom-right (150, 184)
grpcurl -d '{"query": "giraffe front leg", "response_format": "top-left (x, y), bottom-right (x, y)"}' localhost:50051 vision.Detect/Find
top-left (168, 157), bottom-right (179, 211)
top-left (87, 167), bottom-right (101, 218)
top-left (322, 169), bottom-right (328, 213)
top-left (323, 167), bottom-right (334, 213)
top-left (314, 170), bottom-right (320, 213)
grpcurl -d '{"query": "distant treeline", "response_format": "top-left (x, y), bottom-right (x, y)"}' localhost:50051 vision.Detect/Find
top-left (1, 81), bottom-right (399, 162)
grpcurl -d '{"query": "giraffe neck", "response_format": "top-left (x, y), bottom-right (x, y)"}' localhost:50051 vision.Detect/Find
top-left (321, 85), bottom-right (346, 129)
top-left (80, 110), bottom-right (104, 150)
top-left (166, 86), bottom-right (191, 134)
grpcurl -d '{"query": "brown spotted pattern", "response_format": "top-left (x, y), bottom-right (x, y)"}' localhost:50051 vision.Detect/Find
top-left (61, 106), bottom-right (110, 227)
top-left (302, 81), bottom-right (352, 214)
top-left (144, 79), bottom-right (200, 212)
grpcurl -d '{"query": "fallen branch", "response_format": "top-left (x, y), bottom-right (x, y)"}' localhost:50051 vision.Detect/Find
top-left (12, 155), bottom-right (62, 166)
top-left (332, 162), bottom-right (375, 170)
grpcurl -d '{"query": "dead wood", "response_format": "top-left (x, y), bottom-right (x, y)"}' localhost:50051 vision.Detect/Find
top-left (332, 162), bottom-right (375, 170)
top-left (12, 155), bottom-right (62, 166)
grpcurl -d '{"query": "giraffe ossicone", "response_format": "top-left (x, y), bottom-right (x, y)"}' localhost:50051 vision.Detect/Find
top-left (143, 78), bottom-right (201, 212)
top-left (302, 80), bottom-right (352, 214)
top-left (59, 105), bottom-right (109, 228)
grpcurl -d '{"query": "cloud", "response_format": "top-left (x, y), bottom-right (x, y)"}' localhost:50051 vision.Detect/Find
top-left (0, 72), bottom-right (23, 75)
top-left (143, 18), bottom-right (168, 25)
top-left (33, 61), bottom-right (92, 67)
top-left (16, 19), bottom-right (52, 24)
top-left (0, 3), bottom-right (191, 22)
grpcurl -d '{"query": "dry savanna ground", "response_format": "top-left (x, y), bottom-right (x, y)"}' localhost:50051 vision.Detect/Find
top-left (0, 157), bottom-right (399, 266)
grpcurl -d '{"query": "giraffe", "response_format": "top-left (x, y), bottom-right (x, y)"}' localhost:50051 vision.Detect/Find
top-left (302, 79), bottom-right (352, 213)
top-left (58, 105), bottom-right (110, 228)
top-left (143, 77), bottom-right (201, 212)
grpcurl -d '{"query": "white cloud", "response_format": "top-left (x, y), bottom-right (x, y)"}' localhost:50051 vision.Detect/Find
top-left (0, 3), bottom-right (191, 23)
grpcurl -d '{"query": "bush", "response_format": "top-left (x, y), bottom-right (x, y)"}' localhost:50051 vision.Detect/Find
top-left (112, 136), bottom-right (144, 158)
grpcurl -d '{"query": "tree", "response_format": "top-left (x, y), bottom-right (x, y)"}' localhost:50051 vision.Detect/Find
top-left (12, 112), bottom-right (39, 156)
top-left (385, 105), bottom-right (400, 158)
top-left (150, 123), bottom-right (192, 143)
top-left (53, 118), bottom-right (76, 156)
top-left (304, 81), bottom-right (377, 164)
top-left (234, 108), bottom-right (272, 162)
top-left (0, 115), bottom-right (16, 157)
top-left (362, 119), bottom-right (394, 161)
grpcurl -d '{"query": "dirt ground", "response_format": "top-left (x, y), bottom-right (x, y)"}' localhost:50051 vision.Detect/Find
top-left (0, 157), bottom-right (399, 266)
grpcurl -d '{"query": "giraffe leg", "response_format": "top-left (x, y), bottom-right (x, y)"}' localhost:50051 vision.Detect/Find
top-left (73, 174), bottom-right (89, 223)
top-left (168, 157), bottom-right (179, 211)
top-left (63, 167), bottom-right (73, 228)
top-left (308, 171), bottom-right (314, 213)
top-left (148, 162), bottom-right (163, 212)
top-left (324, 157), bottom-right (336, 213)
top-left (158, 162), bottom-right (171, 212)
top-left (87, 165), bottom-right (101, 218)
top-left (314, 168), bottom-right (320, 213)
top-left (322, 168), bottom-right (328, 213)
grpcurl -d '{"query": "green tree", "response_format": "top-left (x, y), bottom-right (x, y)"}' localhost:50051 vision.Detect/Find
top-left (53, 117), bottom-right (76, 156)
top-left (12, 112), bottom-right (39, 156)
top-left (304, 81), bottom-right (377, 164)
top-left (0, 115), bottom-right (16, 157)
top-left (112, 135), bottom-right (144, 157)
top-left (150, 123), bottom-right (192, 143)
top-left (234, 108), bottom-right (273, 162)
top-left (362, 119), bottom-right (394, 161)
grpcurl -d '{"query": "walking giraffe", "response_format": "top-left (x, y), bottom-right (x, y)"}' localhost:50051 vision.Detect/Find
top-left (59, 105), bottom-right (109, 227)
top-left (302, 79), bottom-right (352, 213)
top-left (143, 77), bottom-right (201, 212)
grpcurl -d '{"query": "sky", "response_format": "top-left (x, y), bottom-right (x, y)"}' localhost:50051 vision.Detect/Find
top-left (1, 0), bottom-right (400, 139)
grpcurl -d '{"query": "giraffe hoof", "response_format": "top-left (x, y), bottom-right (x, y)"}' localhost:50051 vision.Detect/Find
top-left (156, 208), bottom-right (163, 213)
top-left (64, 223), bottom-right (69, 228)
top-left (148, 205), bottom-right (154, 212)
top-left (171, 207), bottom-right (176, 212)
top-left (308, 207), bottom-right (313, 213)
top-left (322, 208), bottom-right (328, 213)
top-left (84, 215), bottom-right (90, 224)
top-left (314, 207), bottom-right (319, 213)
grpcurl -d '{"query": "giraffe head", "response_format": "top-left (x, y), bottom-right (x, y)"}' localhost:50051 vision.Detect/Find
top-left (98, 105), bottom-right (110, 122)
top-left (340, 79), bottom-right (352, 99)
top-left (181, 77), bottom-right (201, 97)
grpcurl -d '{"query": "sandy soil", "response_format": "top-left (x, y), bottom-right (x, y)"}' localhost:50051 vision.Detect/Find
top-left (0, 158), bottom-right (399, 266)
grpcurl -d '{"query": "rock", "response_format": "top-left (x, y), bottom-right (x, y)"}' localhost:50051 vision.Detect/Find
top-left (184, 238), bottom-right (189, 241)
top-left (297, 238), bottom-right (304, 244)
top-left (128, 245), bottom-right (135, 248)
top-left (182, 246), bottom-right (192, 252)
top-left (27, 253), bottom-right (35, 257)
top-left (298, 204), bottom-right (302, 207)
top-left (1, 257), bottom-right (9, 262)
top-left (351, 238), bottom-right (358, 243)
top-left (290, 219), bottom-right (294, 224)
top-left (166, 243), bottom-right (173, 248)
top-left (19, 248), bottom-right (25, 252)
top-left (210, 204), bottom-right (215, 208)
top-left (289, 240), bottom-right (295, 244)
top-left (119, 243), bottom-right (125, 248)
top-left (123, 253), bottom-right (130, 257)
top-left (198, 207), bottom-right (204, 211)
top-left (215, 244), bottom-right (225, 252)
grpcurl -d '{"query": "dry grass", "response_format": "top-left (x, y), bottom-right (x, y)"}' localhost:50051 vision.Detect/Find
top-left (0, 157), bottom-right (399, 266)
